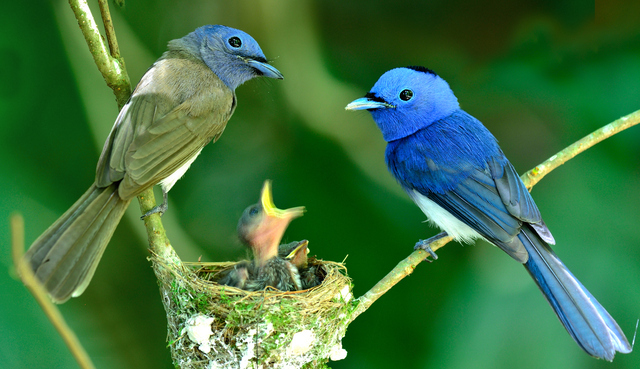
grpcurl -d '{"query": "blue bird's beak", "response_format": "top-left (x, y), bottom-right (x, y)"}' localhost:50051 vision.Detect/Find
top-left (345, 97), bottom-right (394, 111)
top-left (247, 59), bottom-right (284, 79)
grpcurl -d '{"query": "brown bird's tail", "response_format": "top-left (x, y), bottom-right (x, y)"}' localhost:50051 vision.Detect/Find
top-left (24, 183), bottom-right (130, 303)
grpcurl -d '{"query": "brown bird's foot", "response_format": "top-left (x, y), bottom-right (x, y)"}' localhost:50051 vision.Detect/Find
top-left (414, 232), bottom-right (447, 262)
top-left (140, 192), bottom-right (168, 219)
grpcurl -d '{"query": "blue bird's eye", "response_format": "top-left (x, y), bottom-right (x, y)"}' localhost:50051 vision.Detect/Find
top-left (228, 36), bottom-right (242, 48)
top-left (249, 206), bottom-right (259, 216)
top-left (399, 89), bottom-right (413, 101)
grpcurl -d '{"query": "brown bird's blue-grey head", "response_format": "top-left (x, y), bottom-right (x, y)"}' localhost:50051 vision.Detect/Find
top-left (178, 25), bottom-right (283, 91)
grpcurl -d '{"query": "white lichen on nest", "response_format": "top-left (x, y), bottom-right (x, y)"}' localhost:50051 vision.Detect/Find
top-left (150, 253), bottom-right (356, 369)
top-left (183, 314), bottom-right (215, 353)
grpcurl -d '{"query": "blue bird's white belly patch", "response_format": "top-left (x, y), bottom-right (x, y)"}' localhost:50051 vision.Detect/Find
top-left (409, 189), bottom-right (481, 244)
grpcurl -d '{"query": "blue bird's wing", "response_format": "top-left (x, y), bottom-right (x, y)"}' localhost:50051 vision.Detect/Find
top-left (423, 155), bottom-right (556, 261)
top-left (424, 165), bottom-right (530, 262)
top-left (422, 151), bottom-right (630, 360)
top-left (488, 157), bottom-right (555, 244)
top-left (390, 147), bottom-right (554, 262)
top-left (404, 142), bottom-right (631, 359)
top-left (385, 112), bottom-right (554, 260)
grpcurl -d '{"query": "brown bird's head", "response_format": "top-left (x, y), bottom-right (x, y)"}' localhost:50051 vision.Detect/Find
top-left (238, 180), bottom-right (305, 267)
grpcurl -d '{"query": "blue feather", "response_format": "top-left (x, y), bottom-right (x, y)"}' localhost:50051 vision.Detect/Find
top-left (386, 110), bottom-right (502, 194)
top-left (521, 226), bottom-right (630, 361)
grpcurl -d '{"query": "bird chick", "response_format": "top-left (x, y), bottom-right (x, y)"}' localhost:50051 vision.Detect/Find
top-left (279, 240), bottom-right (309, 269)
top-left (280, 240), bottom-right (323, 290)
top-left (237, 180), bottom-right (305, 291)
top-left (244, 257), bottom-right (302, 292)
top-left (217, 260), bottom-right (252, 289)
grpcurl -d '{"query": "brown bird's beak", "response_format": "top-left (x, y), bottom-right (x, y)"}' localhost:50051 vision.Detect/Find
top-left (252, 180), bottom-right (305, 266)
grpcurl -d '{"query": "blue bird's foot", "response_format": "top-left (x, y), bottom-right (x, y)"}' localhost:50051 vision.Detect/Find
top-left (415, 232), bottom-right (448, 262)
top-left (140, 192), bottom-right (168, 219)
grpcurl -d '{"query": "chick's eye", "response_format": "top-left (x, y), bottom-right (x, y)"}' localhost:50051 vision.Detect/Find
top-left (249, 206), bottom-right (259, 216)
top-left (399, 89), bottom-right (414, 101)
top-left (228, 36), bottom-right (242, 48)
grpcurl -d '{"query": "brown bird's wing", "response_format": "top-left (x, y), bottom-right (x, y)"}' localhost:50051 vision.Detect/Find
top-left (95, 57), bottom-right (235, 199)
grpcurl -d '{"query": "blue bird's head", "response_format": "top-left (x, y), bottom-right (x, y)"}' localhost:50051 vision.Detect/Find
top-left (345, 67), bottom-right (460, 142)
top-left (176, 25), bottom-right (283, 91)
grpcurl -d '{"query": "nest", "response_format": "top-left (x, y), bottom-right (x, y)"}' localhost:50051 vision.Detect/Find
top-left (150, 252), bottom-right (355, 369)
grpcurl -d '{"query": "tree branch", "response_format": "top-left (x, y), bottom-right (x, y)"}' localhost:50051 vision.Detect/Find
top-left (136, 190), bottom-right (182, 265)
top-left (68, 0), bottom-right (131, 109)
top-left (67, 0), bottom-right (166, 260)
top-left (349, 109), bottom-right (640, 321)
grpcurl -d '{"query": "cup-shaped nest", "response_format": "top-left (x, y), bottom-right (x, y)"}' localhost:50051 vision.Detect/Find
top-left (150, 253), bottom-right (355, 369)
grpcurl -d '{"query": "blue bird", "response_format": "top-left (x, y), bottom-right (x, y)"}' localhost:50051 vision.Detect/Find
top-left (24, 25), bottom-right (283, 303)
top-left (346, 66), bottom-right (632, 360)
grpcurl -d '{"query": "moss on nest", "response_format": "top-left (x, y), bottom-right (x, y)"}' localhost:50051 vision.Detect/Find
top-left (149, 252), bottom-right (355, 369)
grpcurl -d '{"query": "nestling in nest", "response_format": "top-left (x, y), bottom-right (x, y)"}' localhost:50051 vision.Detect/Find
top-left (152, 181), bottom-right (354, 369)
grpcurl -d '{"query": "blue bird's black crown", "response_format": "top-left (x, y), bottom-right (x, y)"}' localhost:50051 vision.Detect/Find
top-left (406, 66), bottom-right (436, 75)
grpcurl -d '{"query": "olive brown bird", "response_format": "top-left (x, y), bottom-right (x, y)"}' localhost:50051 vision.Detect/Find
top-left (24, 25), bottom-right (283, 303)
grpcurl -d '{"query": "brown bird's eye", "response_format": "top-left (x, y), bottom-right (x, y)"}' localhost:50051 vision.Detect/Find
top-left (228, 36), bottom-right (242, 48)
top-left (399, 89), bottom-right (413, 101)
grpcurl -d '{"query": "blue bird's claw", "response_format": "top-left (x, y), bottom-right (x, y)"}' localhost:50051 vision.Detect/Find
top-left (415, 232), bottom-right (448, 262)
top-left (415, 243), bottom-right (438, 262)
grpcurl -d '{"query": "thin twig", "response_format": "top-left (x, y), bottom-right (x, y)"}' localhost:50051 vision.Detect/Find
top-left (523, 109), bottom-right (640, 189)
top-left (350, 234), bottom-right (452, 321)
top-left (67, 0), bottom-right (110, 77)
top-left (350, 109), bottom-right (640, 321)
top-left (97, 0), bottom-right (121, 59)
top-left (11, 214), bottom-right (96, 369)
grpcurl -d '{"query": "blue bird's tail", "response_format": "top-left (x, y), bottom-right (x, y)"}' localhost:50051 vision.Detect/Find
top-left (520, 226), bottom-right (632, 361)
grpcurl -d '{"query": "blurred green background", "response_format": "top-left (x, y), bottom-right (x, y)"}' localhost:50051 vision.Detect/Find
top-left (1, 0), bottom-right (639, 368)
